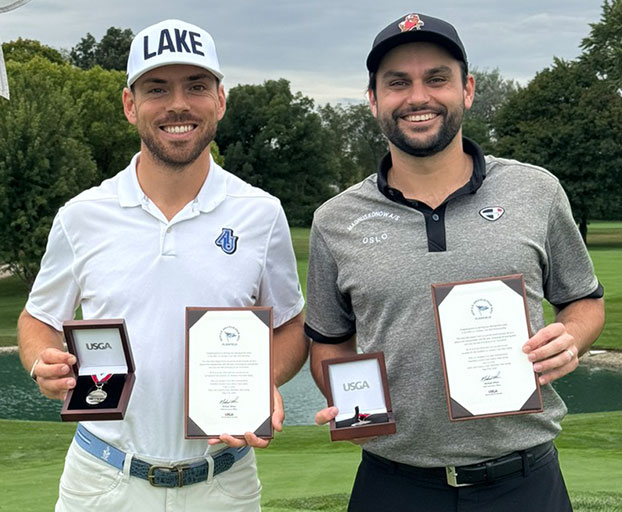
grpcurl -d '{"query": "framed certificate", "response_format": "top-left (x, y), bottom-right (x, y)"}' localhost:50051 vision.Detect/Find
top-left (61, 319), bottom-right (135, 421)
top-left (322, 352), bottom-right (396, 441)
top-left (432, 274), bottom-right (542, 421)
top-left (185, 307), bottom-right (273, 439)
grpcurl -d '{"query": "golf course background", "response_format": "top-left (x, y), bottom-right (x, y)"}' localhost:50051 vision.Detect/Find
top-left (1, 221), bottom-right (621, 511)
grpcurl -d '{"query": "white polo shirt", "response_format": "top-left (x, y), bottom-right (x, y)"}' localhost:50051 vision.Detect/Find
top-left (26, 153), bottom-right (304, 460)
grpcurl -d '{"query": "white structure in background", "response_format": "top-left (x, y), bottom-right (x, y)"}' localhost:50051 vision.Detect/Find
top-left (0, 0), bottom-right (33, 99)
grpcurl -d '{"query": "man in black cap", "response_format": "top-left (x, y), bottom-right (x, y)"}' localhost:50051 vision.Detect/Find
top-left (306, 12), bottom-right (604, 511)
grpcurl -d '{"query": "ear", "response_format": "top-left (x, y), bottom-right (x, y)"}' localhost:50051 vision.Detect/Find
top-left (216, 83), bottom-right (227, 121)
top-left (463, 74), bottom-right (475, 111)
top-left (368, 89), bottom-right (378, 119)
top-left (123, 87), bottom-right (137, 125)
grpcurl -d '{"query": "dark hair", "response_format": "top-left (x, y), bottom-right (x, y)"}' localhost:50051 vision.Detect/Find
top-left (367, 60), bottom-right (468, 98)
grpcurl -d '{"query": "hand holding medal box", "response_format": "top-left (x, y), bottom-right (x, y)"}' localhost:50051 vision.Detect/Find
top-left (61, 319), bottom-right (135, 421)
top-left (321, 352), bottom-right (396, 441)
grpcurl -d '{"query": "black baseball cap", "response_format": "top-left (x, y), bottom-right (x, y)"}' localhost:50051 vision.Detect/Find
top-left (366, 13), bottom-right (468, 73)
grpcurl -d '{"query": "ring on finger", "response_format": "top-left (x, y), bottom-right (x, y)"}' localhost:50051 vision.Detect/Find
top-left (566, 349), bottom-right (575, 359)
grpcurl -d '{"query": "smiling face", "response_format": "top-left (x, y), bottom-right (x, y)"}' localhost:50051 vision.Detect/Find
top-left (123, 64), bottom-right (226, 169)
top-left (369, 42), bottom-right (474, 158)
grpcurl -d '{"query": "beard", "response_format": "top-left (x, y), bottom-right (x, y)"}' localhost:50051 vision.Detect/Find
top-left (137, 114), bottom-right (217, 170)
top-left (377, 103), bottom-right (464, 157)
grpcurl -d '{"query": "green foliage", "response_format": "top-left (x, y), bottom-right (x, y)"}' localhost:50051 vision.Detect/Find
top-left (1, 38), bottom-right (65, 65)
top-left (463, 67), bottom-right (519, 151)
top-left (70, 27), bottom-right (134, 71)
top-left (66, 66), bottom-right (139, 182)
top-left (216, 79), bottom-right (338, 226)
top-left (69, 33), bottom-right (97, 69)
top-left (581, 0), bottom-right (622, 89)
top-left (318, 103), bottom-right (387, 190)
top-left (493, 58), bottom-right (622, 238)
top-left (210, 141), bottom-right (225, 167)
top-left (0, 58), bottom-right (97, 286)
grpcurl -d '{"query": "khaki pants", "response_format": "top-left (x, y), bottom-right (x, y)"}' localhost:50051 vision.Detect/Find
top-left (55, 440), bottom-right (262, 512)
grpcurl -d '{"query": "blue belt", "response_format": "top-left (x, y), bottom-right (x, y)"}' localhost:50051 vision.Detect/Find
top-left (74, 424), bottom-right (251, 488)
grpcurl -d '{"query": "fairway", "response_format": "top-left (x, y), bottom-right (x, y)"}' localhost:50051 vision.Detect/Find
top-left (1, 414), bottom-right (621, 512)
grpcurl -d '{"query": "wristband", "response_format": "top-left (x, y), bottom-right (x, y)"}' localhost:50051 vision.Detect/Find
top-left (29, 358), bottom-right (40, 381)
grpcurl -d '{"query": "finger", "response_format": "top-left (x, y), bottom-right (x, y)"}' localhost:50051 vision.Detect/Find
top-left (533, 346), bottom-right (578, 374)
top-left (529, 333), bottom-right (574, 364)
top-left (39, 376), bottom-right (76, 400)
top-left (272, 388), bottom-right (284, 432)
top-left (523, 323), bottom-right (565, 353)
top-left (35, 362), bottom-right (75, 380)
top-left (217, 434), bottom-right (248, 448)
top-left (244, 431), bottom-right (270, 449)
top-left (315, 406), bottom-right (339, 425)
top-left (39, 348), bottom-right (76, 366)
top-left (537, 357), bottom-right (579, 385)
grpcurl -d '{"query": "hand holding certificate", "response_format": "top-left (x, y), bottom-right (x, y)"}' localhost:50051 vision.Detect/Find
top-left (432, 275), bottom-right (542, 421)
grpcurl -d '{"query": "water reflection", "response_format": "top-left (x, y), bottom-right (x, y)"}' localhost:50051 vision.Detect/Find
top-left (1, 353), bottom-right (621, 424)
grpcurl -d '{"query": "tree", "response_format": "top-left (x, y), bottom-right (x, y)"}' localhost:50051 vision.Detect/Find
top-left (69, 33), bottom-right (97, 70)
top-left (95, 27), bottom-right (134, 71)
top-left (70, 27), bottom-right (133, 71)
top-left (66, 66), bottom-right (139, 182)
top-left (318, 102), bottom-right (387, 190)
top-left (463, 68), bottom-right (519, 151)
top-left (2, 38), bottom-right (66, 64)
top-left (493, 58), bottom-right (622, 240)
top-left (580, 0), bottom-right (622, 89)
top-left (0, 58), bottom-right (97, 285)
top-left (216, 79), bottom-right (337, 226)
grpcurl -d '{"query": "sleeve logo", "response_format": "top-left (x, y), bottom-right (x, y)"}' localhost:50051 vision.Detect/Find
top-left (215, 228), bottom-right (239, 254)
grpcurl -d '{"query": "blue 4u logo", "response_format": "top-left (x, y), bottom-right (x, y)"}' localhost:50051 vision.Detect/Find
top-left (215, 228), bottom-right (239, 255)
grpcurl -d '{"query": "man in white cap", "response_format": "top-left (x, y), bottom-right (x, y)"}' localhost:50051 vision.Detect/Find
top-left (18, 19), bottom-right (307, 511)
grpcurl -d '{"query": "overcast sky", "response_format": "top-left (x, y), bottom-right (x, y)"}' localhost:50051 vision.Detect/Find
top-left (0, 1), bottom-right (606, 105)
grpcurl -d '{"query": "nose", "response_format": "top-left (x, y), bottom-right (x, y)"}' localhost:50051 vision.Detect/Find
top-left (167, 86), bottom-right (190, 113)
top-left (406, 81), bottom-right (430, 106)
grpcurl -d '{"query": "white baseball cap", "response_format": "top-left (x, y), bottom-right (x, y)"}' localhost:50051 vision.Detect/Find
top-left (126, 19), bottom-right (223, 87)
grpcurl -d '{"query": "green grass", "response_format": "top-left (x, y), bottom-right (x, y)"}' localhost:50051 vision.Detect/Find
top-left (1, 414), bottom-right (620, 512)
top-left (0, 275), bottom-right (29, 347)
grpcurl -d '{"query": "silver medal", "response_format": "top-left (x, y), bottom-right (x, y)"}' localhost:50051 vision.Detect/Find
top-left (86, 386), bottom-right (107, 405)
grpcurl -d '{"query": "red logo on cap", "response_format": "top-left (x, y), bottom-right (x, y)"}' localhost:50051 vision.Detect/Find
top-left (399, 14), bottom-right (425, 32)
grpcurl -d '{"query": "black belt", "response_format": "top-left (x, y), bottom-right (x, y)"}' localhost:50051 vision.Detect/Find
top-left (365, 442), bottom-right (554, 487)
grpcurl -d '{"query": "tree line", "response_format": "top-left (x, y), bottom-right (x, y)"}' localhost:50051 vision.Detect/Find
top-left (1, 0), bottom-right (621, 285)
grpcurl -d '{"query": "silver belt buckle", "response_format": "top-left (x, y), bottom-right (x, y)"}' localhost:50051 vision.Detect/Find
top-left (446, 466), bottom-right (473, 487)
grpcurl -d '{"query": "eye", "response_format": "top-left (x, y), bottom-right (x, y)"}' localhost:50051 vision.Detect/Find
top-left (428, 76), bottom-right (448, 85)
top-left (190, 84), bottom-right (207, 91)
top-left (388, 79), bottom-right (409, 88)
top-left (147, 87), bottom-right (166, 94)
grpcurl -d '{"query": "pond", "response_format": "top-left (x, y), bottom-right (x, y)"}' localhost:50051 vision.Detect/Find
top-left (1, 352), bottom-right (621, 424)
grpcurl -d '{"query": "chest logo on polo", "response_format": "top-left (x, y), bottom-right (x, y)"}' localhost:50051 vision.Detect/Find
top-left (479, 207), bottom-right (505, 221)
top-left (215, 228), bottom-right (238, 255)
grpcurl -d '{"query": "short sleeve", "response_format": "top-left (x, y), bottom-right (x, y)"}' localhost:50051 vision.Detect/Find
top-left (257, 206), bottom-right (304, 328)
top-left (25, 212), bottom-right (81, 331)
top-left (304, 221), bottom-right (355, 343)
top-left (543, 184), bottom-right (600, 307)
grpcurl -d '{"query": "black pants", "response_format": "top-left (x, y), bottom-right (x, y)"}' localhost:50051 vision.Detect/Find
top-left (348, 448), bottom-right (572, 512)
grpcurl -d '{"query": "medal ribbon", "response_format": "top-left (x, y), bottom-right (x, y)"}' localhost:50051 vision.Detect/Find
top-left (91, 373), bottom-right (113, 385)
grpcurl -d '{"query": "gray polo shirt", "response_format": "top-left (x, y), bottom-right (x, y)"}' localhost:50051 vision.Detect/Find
top-left (305, 138), bottom-right (601, 467)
